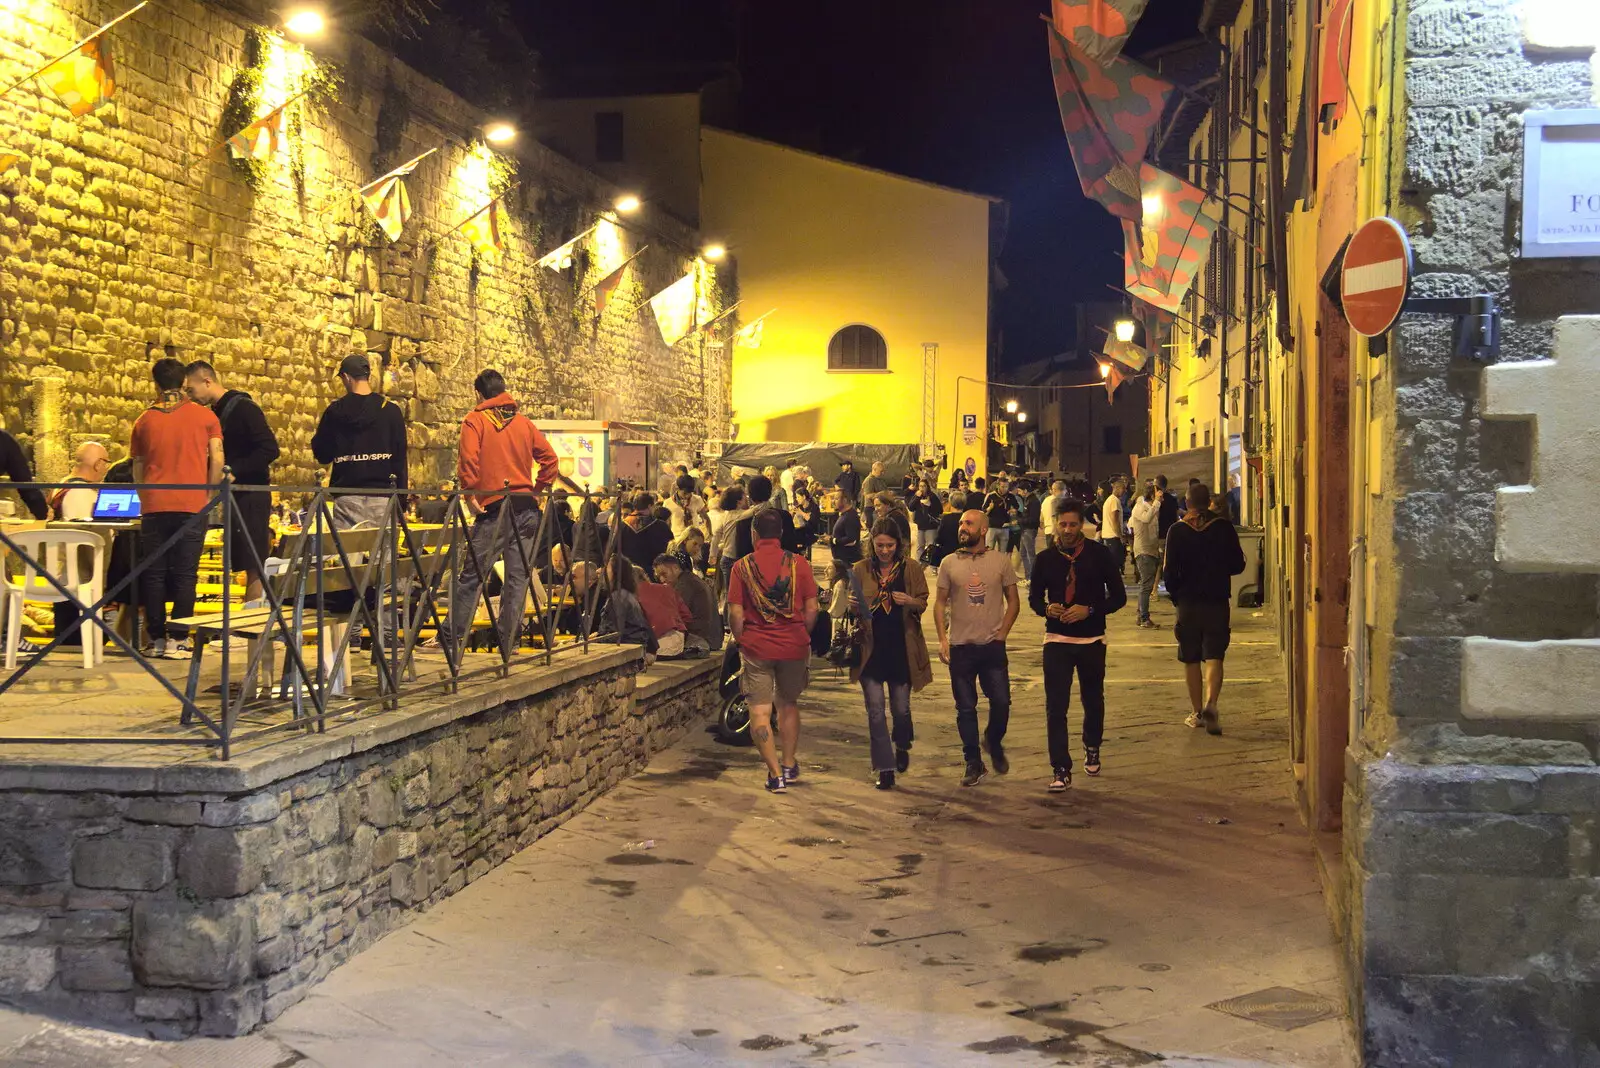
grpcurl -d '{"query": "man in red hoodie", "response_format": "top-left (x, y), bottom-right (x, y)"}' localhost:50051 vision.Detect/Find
top-left (436, 369), bottom-right (559, 656)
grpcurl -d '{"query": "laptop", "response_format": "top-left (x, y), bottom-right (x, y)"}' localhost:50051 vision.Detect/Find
top-left (90, 487), bottom-right (142, 521)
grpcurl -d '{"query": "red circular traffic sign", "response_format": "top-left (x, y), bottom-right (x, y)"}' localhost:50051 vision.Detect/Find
top-left (1341, 217), bottom-right (1413, 337)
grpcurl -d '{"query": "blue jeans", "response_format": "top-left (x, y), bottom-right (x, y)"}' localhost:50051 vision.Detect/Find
top-left (948, 641), bottom-right (1011, 763)
top-left (1136, 554), bottom-right (1160, 621)
top-left (1018, 529), bottom-right (1038, 580)
top-left (860, 678), bottom-right (913, 772)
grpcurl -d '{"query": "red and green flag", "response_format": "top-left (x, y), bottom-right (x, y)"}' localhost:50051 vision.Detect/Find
top-left (1123, 163), bottom-right (1219, 313)
top-left (1132, 298), bottom-right (1176, 353)
top-left (1052, 0), bottom-right (1150, 63)
top-left (1048, 24), bottom-right (1173, 221)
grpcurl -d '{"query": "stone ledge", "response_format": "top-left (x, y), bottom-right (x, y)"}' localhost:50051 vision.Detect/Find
top-left (633, 657), bottom-right (720, 702)
top-left (0, 645), bottom-right (643, 796)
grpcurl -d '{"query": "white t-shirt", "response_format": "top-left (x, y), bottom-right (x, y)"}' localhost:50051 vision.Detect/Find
top-left (1101, 495), bottom-right (1125, 541)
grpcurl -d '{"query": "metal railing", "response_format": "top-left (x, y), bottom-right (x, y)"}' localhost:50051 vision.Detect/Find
top-left (0, 476), bottom-right (636, 758)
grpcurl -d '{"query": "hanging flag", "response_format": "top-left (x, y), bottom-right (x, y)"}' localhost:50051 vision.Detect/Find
top-left (1131, 298), bottom-right (1175, 353)
top-left (1123, 163), bottom-right (1220, 313)
top-left (0, 150), bottom-right (20, 176)
top-left (734, 312), bottom-right (772, 349)
top-left (458, 198), bottom-right (505, 256)
top-left (1105, 364), bottom-right (1125, 403)
top-left (1318, 0), bottom-right (1355, 132)
top-left (1051, 0), bottom-right (1150, 63)
top-left (227, 105), bottom-right (287, 160)
top-left (593, 248), bottom-right (646, 314)
top-left (537, 225), bottom-right (597, 271)
top-left (648, 270), bottom-right (698, 345)
top-left (1048, 24), bottom-right (1173, 222)
top-left (36, 37), bottom-right (116, 117)
top-left (359, 149), bottom-right (435, 243)
top-left (1103, 338), bottom-right (1150, 371)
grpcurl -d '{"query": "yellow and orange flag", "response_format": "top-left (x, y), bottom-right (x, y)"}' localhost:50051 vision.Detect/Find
top-left (227, 105), bottom-right (287, 161)
top-left (359, 150), bottom-right (435, 243)
top-left (458, 198), bottom-right (505, 256)
top-left (593, 248), bottom-right (646, 314)
top-left (0, 150), bottom-right (21, 176)
top-left (36, 38), bottom-right (116, 117)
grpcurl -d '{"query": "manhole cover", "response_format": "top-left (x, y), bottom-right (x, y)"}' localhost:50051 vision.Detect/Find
top-left (1206, 986), bottom-right (1341, 1031)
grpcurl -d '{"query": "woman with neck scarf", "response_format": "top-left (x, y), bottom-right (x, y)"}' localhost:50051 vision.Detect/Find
top-left (849, 517), bottom-right (933, 789)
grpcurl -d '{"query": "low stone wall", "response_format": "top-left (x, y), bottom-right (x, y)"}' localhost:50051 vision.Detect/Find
top-left (1345, 750), bottom-right (1600, 1066)
top-left (0, 650), bottom-right (719, 1037)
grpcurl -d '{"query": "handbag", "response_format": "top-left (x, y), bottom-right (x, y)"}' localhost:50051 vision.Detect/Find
top-left (825, 564), bottom-right (870, 669)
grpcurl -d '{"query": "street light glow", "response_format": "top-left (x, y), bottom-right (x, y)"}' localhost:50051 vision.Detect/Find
top-left (703, 244), bottom-right (727, 261)
top-left (1099, 363), bottom-right (1111, 379)
top-left (283, 7), bottom-right (326, 36)
top-left (1005, 399), bottom-right (1018, 414)
top-left (1017, 411), bottom-right (1028, 423)
top-left (614, 194), bottom-right (642, 214)
top-left (484, 122), bottom-right (518, 145)
top-left (1114, 318), bottom-right (1136, 342)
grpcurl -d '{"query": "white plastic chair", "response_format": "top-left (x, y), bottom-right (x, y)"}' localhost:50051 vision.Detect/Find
top-left (2, 530), bottom-right (107, 670)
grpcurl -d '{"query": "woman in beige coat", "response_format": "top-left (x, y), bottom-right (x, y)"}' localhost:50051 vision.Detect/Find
top-left (849, 517), bottom-right (934, 789)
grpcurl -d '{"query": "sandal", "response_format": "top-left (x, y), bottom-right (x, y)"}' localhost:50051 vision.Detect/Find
top-left (1084, 748), bottom-right (1101, 776)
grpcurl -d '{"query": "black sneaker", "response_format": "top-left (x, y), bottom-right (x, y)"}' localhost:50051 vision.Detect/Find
top-left (1049, 767), bottom-right (1072, 792)
top-left (766, 774), bottom-right (787, 794)
top-left (983, 737), bottom-right (1010, 776)
top-left (876, 771), bottom-right (895, 790)
top-left (782, 763), bottom-right (801, 785)
top-left (1201, 707), bottom-right (1222, 736)
top-left (895, 748), bottom-right (911, 774)
top-left (1084, 747), bottom-right (1102, 776)
top-left (961, 761), bottom-right (988, 787)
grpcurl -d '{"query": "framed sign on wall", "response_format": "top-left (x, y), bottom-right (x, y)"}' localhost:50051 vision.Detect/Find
top-left (1522, 109), bottom-right (1600, 259)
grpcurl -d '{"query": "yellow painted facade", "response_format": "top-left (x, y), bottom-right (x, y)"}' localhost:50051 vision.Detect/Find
top-left (700, 128), bottom-right (995, 480)
top-left (1145, 0), bottom-right (1402, 830)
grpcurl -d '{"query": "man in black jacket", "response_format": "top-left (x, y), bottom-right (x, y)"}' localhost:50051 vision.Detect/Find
top-left (1154, 474), bottom-right (1180, 540)
top-left (733, 475), bottom-right (806, 558)
top-left (834, 460), bottom-right (861, 509)
top-left (185, 361), bottom-right (281, 601)
top-left (311, 354), bottom-right (408, 530)
top-left (1029, 499), bottom-right (1126, 790)
top-left (0, 427), bottom-right (48, 522)
top-left (1162, 482), bottom-right (1246, 735)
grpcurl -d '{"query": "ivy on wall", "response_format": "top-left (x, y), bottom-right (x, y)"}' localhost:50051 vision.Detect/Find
top-left (219, 27), bottom-right (271, 191)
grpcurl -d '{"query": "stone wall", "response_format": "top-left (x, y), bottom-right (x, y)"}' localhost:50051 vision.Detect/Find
top-left (0, 0), bottom-right (730, 485)
top-left (1352, 0), bottom-right (1600, 1062)
top-left (0, 654), bottom-right (718, 1037)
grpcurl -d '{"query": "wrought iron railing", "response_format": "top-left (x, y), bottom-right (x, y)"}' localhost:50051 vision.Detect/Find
top-left (0, 477), bottom-right (635, 758)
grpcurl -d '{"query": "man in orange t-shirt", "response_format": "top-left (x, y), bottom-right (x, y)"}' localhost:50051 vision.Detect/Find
top-left (130, 357), bottom-right (223, 658)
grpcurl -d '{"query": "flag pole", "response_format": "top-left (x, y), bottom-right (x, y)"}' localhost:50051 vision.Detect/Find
top-left (438, 184), bottom-right (520, 239)
top-left (356, 147), bottom-right (439, 196)
top-left (0, 0), bottom-right (151, 102)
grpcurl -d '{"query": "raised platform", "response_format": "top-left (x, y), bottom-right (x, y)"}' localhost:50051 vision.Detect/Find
top-left (0, 644), bottom-right (721, 1036)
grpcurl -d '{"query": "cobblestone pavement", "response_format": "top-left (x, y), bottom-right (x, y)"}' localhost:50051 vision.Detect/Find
top-left (0, 575), bottom-right (1356, 1067)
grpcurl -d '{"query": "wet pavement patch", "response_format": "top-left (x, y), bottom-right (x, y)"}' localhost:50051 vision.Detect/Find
top-left (691, 968), bottom-right (718, 976)
top-left (822, 909), bottom-right (855, 921)
top-left (870, 928), bottom-right (892, 937)
top-left (871, 885), bottom-right (909, 899)
top-left (691, 1029), bottom-right (718, 1037)
top-left (895, 853), bottom-right (925, 872)
top-left (1016, 937), bottom-right (1108, 962)
top-left (788, 836), bottom-right (845, 847)
top-left (587, 877), bottom-right (636, 898)
top-left (646, 758), bottom-right (731, 783)
top-left (604, 853), bottom-right (693, 866)
top-left (974, 1000), bottom-right (998, 1008)
top-left (740, 1035), bottom-right (795, 1050)
top-left (1139, 962), bottom-right (1171, 972)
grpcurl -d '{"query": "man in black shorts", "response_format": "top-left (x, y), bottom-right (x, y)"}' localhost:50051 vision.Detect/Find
top-left (1161, 483), bottom-right (1245, 735)
top-left (185, 361), bottom-right (281, 603)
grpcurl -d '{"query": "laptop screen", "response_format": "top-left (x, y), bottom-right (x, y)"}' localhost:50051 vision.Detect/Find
top-left (91, 488), bottom-right (142, 520)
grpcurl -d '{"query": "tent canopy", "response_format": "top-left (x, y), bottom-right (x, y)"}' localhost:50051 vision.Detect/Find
top-left (714, 442), bottom-right (922, 488)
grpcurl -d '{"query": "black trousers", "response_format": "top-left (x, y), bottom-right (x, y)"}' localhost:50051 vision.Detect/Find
top-left (140, 511), bottom-right (207, 641)
top-left (1043, 640), bottom-right (1107, 769)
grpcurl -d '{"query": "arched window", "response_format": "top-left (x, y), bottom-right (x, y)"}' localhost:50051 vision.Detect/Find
top-left (827, 325), bottom-right (888, 371)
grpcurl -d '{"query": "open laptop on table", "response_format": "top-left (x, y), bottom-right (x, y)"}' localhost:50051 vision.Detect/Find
top-left (90, 487), bottom-right (141, 522)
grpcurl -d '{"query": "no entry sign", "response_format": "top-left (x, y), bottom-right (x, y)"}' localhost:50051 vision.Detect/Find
top-left (1341, 217), bottom-right (1413, 337)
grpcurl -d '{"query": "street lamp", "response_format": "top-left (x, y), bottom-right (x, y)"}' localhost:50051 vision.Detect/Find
top-left (1005, 399), bottom-right (1018, 414)
top-left (1017, 411), bottom-right (1028, 423)
top-left (703, 243), bottom-right (727, 261)
top-left (614, 193), bottom-right (642, 214)
top-left (484, 122), bottom-right (518, 145)
top-left (1114, 318), bottom-right (1136, 342)
top-left (283, 7), bottom-right (326, 36)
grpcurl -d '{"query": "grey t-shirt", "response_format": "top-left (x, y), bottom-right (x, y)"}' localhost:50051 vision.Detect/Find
top-left (937, 548), bottom-right (1018, 646)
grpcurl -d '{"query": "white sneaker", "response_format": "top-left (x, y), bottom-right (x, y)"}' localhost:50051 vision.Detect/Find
top-left (142, 639), bottom-right (166, 660)
top-left (164, 640), bottom-right (193, 660)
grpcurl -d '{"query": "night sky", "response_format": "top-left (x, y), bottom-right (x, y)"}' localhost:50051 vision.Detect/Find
top-left (509, 0), bottom-right (1204, 371)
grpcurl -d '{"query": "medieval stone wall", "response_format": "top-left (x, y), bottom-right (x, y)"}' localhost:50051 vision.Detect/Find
top-left (1353, 0), bottom-right (1600, 1062)
top-left (0, 0), bottom-right (730, 487)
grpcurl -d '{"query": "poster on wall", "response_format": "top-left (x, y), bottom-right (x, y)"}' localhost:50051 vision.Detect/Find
top-left (546, 431), bottom-right (608, 493)
top-left (1521, 109), bottom-right (1600, 258)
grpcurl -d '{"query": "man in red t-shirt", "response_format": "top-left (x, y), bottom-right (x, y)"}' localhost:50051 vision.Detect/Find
top-left (727, 509), bottom-right (820, 793)
top-left (130, 357), bottom-right (223, 658)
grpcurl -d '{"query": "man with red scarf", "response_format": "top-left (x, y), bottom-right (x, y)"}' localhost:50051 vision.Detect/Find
top-left (727, 509), bottom-right (820, 793)
top-left (1162, 482), bottom-right (1246, 735)
top-left (1029, 498), bottom-right (1127, 791)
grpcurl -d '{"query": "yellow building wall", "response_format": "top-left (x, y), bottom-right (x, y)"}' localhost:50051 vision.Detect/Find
top-left (700, 128), bottom-right (993, 480)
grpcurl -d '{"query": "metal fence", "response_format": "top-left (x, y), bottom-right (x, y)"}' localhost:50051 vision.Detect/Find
top-left (0, 478), bottom-right (634, 758)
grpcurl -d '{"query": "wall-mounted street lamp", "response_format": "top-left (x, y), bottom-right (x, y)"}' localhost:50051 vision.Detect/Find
top-left (1005, 399), bottom-right (1018, 414)
top-left (614, 193), bottom-right (642, 214)
top-left (283, 7), bottom-right (326, 37)
top-left (1017, 411), bottom-right (1028, 423)
top-left (702, 244), bottom-right (727, 261)
top-left (1114, 318), bottom-right (1136, 342)
top-left (484, 122), bottom-right (517, 145)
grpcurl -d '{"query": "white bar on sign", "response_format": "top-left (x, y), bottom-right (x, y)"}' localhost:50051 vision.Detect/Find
top-left (1343, 258), bottom-right (1405, 296)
